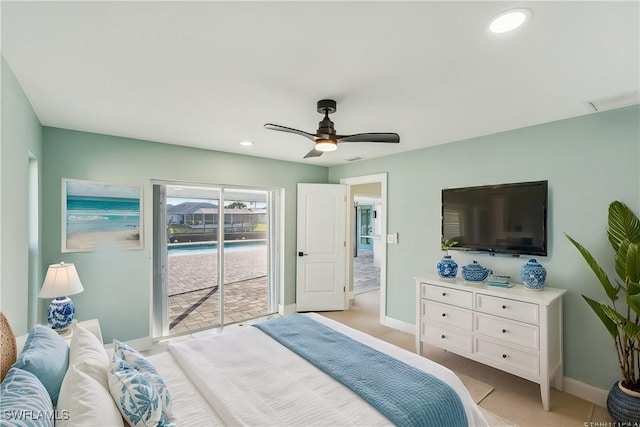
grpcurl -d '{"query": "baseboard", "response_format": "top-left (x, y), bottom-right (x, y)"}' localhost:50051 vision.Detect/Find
top-left (563, 377), bottom-right (608, 407)
top-left (381, 315), bottom-right (415, 334)
top-left (278, 303), bottom-right (297, 315)
top-left (347, 291), bottom-right (355, 307)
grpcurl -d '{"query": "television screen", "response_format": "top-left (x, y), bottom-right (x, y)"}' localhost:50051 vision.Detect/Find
top-left (442, 181), bottom-right (548, 256)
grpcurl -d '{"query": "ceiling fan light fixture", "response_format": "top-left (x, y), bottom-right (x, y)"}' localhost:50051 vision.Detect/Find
top-left (315, 139), bottom-right (338, 152)
top-left (264, 99), bottom-right (399, 158)
top-left (489, 8), bottom-right (530, 33)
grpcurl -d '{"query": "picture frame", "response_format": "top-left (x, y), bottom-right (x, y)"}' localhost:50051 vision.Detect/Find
top-left (62, 178), bottom-right (143, 252)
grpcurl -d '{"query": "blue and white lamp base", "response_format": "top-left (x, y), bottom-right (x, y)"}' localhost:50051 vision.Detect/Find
top-left (47, 296), bottom-right (76, 331)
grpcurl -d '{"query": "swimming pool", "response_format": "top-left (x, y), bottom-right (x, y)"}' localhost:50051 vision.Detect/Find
top-left (168, 240), bottom-right (266, 256)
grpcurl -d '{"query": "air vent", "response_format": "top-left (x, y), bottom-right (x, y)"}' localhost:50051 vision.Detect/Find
top-left (345, 157), bottom-right (363, 162)
top-left (586, 91), bottom-right (640, 112)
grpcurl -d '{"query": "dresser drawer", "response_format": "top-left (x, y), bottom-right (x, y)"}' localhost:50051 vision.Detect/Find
top-left (423, 300), bottom-right (473, 331)
top-left (476, 293), bottom-right (539, 324)
top-left (475, 337), bottom-right (539, 376)
top-left (422, 284), bottom-right (473, 309)
top-left (424, 322), bottom-right (473, 353)
top-left (474, 313), bottom-right (539, 350)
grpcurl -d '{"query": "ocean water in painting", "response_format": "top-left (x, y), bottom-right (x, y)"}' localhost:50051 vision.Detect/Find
top-left (66, 195), bottom-right (140, 234)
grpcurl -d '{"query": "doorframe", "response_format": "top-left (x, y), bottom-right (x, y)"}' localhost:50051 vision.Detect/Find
top-left (356, 203), bottom-right (374, 251)
top-left (340, 173), bottom-right (387, 325)
top-left (150, 179), bottom-right (282, 338)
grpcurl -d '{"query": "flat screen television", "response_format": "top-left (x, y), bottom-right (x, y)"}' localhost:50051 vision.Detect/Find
top-left (441, 180), bottom-right (548, 256)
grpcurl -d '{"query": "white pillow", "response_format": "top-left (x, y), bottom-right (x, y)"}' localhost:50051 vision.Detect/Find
top-left (108, 354), bottom-right (174, 427)
top-left (69, 320), bottom-right (110, 389)
top-left (57, 363), bottom-right (124, 427)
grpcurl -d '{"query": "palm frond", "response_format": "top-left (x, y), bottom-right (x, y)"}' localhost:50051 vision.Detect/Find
top-left (628, 293), bottom-right (640, 317)
top-left (625, 242), bottom-right (640, 284)
top-left (567, 233), bottom-right (619, 302)
top-left (583, 295), bottom-right (619, 339)
top-left (609, 201), bottom-right (640, 250)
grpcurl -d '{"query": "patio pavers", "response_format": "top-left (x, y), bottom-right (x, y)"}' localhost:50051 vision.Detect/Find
top-left (167, 248), bottom-right (269, 334)
top-left (168, 245), bottom-right (267, 295)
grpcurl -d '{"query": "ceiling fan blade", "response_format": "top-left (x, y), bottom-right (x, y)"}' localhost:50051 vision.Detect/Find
top-left (303, 149), bottom-right (324, 159)
top-left (337, 133), bottom-right (400, 143)
top-left (264, 123), bottom-right (316, 141)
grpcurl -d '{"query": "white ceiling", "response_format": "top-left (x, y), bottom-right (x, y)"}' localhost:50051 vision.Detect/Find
top-left (2, 1), bottom-right (639, 167)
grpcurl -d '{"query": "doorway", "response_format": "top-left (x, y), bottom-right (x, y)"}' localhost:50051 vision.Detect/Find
top-left (353, 200), bottom-right (381, 294)
top-left (340, 174), bottom-right (387, 324)
top-left (152, 182), bottom-right (280, 337)
top-left (357, 204), bottom-right (374, 251)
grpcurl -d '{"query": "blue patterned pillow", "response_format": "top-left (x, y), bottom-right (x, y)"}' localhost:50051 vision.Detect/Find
top-left (13, 325), bottom-right (69, 405)
top-left (108, 354), bottom-right (175, 427)
top-left (113, 340), bottom-right (173, 418)
top-left (0, 367), bottom-right (55, 427)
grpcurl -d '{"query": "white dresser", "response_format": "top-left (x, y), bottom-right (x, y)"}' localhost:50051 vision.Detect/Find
top-left (414, 274), bottom-right (566, 411)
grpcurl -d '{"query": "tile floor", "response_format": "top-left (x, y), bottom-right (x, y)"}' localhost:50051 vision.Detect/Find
top-left (353, 249), bottom-right (380, 293)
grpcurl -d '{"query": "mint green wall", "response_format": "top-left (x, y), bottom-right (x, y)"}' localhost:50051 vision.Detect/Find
top-left (1, 57), bottom-right (43, 335)
top-left (42, 127), bottom-right (327, 342)
top-left (329, 105), bottom-right (640, 390)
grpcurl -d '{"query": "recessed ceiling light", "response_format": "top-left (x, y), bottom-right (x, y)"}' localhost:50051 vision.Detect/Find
top-left (239, 141), bottom-right (253, 146)
top-left (489, 9), bottom-right (531, 34)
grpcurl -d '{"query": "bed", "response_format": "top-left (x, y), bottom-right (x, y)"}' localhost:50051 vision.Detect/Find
top-left (0, 312), bottom-right (489, 426)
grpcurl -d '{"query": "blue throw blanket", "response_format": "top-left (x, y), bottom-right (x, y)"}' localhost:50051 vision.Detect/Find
top-left (253, 314), bottom-right (468, 427)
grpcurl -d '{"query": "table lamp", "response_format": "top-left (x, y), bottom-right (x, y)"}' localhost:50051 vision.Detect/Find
top-left (39, 262), bottom-right (84, 332)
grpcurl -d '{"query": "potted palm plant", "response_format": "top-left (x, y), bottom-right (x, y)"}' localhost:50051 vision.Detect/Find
top-left (565, 201), bottom-right (640, 422)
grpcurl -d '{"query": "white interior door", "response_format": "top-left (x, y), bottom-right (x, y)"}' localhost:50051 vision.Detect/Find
top-left (296, 183), bottom-right (346, 312)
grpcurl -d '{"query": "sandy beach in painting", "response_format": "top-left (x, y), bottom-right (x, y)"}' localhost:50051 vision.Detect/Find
top-left (66, 229), bottom-right (140, 251)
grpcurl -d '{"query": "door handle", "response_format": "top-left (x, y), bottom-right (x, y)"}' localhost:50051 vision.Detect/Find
top-left (298, 252), bottom-right (309, 257)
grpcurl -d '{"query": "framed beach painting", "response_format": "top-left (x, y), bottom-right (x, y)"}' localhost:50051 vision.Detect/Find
top-left (62, 179), bottom-right (143, 252)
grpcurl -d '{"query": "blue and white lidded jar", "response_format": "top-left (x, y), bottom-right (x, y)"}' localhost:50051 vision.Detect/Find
top-left (437, 255), bottom-right (458, 279)
top-left (521, 259), bottom-right (547, 290)
top-left (461, 260), bottom-right (492, 282)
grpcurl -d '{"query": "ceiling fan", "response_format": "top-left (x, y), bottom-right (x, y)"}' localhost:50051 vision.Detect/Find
top-left (264, 99), bottom-right (400, 159)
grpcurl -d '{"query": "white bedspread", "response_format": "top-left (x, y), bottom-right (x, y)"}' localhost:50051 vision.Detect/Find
top-left (147, 350), bottom-right (224, 425)
top-left (168, 313), bottom-right (488, 426)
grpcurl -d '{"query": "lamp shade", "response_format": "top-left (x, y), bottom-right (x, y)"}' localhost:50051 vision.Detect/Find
top-left (39, 262), bottom-right (84, 298)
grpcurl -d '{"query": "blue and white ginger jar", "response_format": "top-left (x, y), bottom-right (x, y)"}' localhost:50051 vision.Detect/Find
top-left (521, 259), bottom-right (546, 290)
top-left (437, 255), bottom-right (458, 279)
top-left (48, 296), bottom-right (75, 330)
top-left (461, 260), bottom-right (491, 282)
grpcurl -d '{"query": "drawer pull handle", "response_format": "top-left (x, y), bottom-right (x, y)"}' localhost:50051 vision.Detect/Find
top-left (441, 335), bottom-right (446, 339)
top-left (442, 292), bottom-right (447, 297)
top-left (502, 305), bottom-right (507, 309)
top-left (502, 329), bottom-right (507, 334)
top-left (502, 354), bottom-right (507, 359)
top-left (442, 313), bottom-right (446, 317)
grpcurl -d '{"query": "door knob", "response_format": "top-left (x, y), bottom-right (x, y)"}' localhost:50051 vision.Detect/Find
top-left (298, 252), bottom-right (309, 257)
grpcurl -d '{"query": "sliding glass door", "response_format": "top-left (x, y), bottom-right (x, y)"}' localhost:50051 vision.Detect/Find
top-left (152, 183), bottom-right (279, 337)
